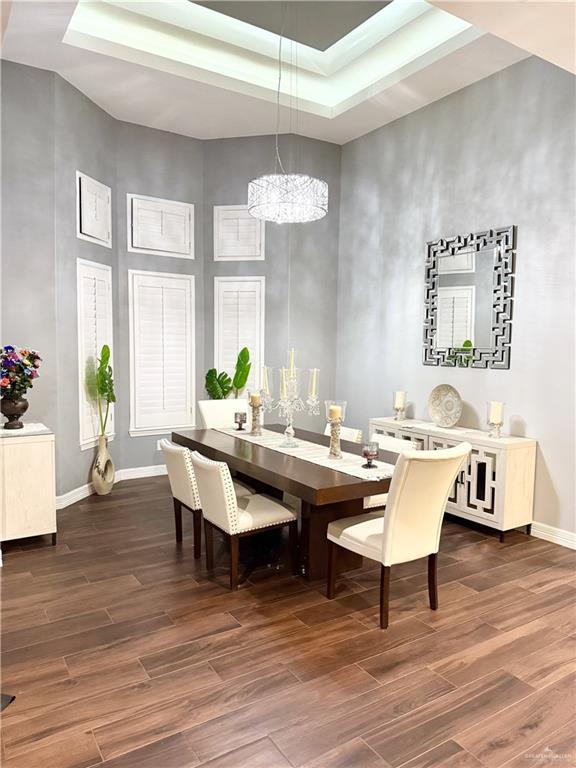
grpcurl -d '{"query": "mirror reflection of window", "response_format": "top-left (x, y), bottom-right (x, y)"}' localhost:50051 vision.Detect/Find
top-left (436, 247), bottom-right (494, 349)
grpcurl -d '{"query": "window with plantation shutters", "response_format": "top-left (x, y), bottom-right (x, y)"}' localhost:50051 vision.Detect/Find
top-left (76, 172), bottom-right (112, 248)
top-left (77, 260), bottom-right (114, 449)
top-left (127, 194), bottom-right (194, 259)
top-left (214, 277), bottom-right (265, 391)
top-left (129, 271), bottom-right (195, 436)
top-left (437, 286), bottom-right (475, 348)
top-left (214, 205), bottom-right (265, 261)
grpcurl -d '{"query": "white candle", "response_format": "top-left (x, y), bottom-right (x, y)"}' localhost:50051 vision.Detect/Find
top-left (289, 348), bottom-right (295, 377)
top-left (489, 401), bottom-right (503, 424)
top-left (280, 368), bottom-right (288, 400)
top-left (393, 391), bottom-right (406, 410)
top-left (250, 392), bottom-right (261, 407)
top-left (329, 404), bottom-right (342, 420)
top-left (309, 368), bottom-right (318, 397)
top-left (262, 366), bottom-right (270, 396)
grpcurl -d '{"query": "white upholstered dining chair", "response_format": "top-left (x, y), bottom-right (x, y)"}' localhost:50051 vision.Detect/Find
top-left (191, 451), bottom-right (298, 590)
top-left (326, 442), bottom-right (471, 628)
top-left (197, 399), bottom-right (250, 430)
top-left (323, 424), bottom-right (363, 443)
top-left (160, 439), bottom-right (254, 557)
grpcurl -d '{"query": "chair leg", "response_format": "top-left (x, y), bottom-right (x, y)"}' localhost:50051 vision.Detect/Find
top-left (288, 521), bottom-right (299, 575)
top-left (230, 535), bottom-right (239, 591)
top-left (380, 565), bottom-right (391, 629)
top-left (173, 499), bottom-right (183, 543)
top-left (204, 520), bottom-right (214, 570)
top-left (428, 552), bottom-right (438, 611)
top-left (192, 509), bottom-right (202, 560)
top-left (327, 540), bottom-right (338, 599)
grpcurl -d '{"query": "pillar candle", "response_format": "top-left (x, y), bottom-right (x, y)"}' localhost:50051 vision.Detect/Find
top-left (329, 404), bottom-right (342, 420)
top-left (280, 368), bottom-right (287, 400)
top-left (309, 368), bottom-right (318, 397)
top-left (289, 348), bottom-right (295, 377)
top-left (250, 392), bottom-right (261, 407)
top-left (393, 391), bottom-right (406, 410)
top-left (489, 401), bottom-right (503, 424)
top-left (262, 366), bottom-right (270, 396)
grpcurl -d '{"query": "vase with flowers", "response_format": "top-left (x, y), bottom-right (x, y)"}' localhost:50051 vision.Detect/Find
top-left (0, 345), bottom-right (42, 429)
top-left (90, 344), bottom-right (116, 495)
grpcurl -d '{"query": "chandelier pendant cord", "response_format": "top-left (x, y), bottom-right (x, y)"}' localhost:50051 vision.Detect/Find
top-left (275, 2), bottom-right (288, 175)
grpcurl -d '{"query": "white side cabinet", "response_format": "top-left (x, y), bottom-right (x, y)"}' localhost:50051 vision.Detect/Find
top-left (0, 424), bottom-right (57, 545)
top-left (369, 417), bottom-right (536, 536)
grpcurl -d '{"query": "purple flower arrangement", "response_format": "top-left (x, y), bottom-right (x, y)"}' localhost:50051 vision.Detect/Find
top-left (1, 345), bottom-right (42, 399)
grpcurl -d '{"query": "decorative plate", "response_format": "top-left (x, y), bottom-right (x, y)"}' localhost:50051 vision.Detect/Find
top-left (428, 384), bottom-right (463, 428)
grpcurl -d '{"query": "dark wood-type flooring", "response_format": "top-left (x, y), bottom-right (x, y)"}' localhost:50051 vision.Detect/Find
top-left (1, 476), bottom-right (575, 768)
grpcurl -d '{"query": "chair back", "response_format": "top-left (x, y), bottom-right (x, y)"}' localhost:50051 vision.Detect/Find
top-left (160, 439), bottom-right (201, 510)
top-left (197, 399), bottom-right (250, 429)
top-left (190, 451), bottom-right (239, 534)
top-left (371, 434), bottom-right (416, 453)
top-left (323, 424), bottom-right (363, 443)
top-left (381, 442), bottom-right (471, 566)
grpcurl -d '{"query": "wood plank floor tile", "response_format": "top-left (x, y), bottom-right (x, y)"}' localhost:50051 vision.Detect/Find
top-left (270, 668), bottom-right (454, 766)
top-left (99, 733), bottom-right (199, 768)
top-left (539, 603), bottom-right (576, 636)
top-left (459, 553), bottom-right (559, 592)
top-left (1, 610), bottom-right (112, 653)
top-left (300, 738), bottom-right (388, 768)
top-left (3, 661), bottom-right (221, 758)
top-left (511, 561), bottom-right (576, 593)
top-left (0, 604), bottom-right (50, 633)
top-left (42, 576), bottom-right (145, 621)
top-left (481, 583), bottom-right (576, 631)
top-left (504, 633), bottom-right (576, 689)
top-left (414, 584), bottom-right (529, 629)
top-left (93, 667), bottom-right (301, 761)
top-left (500, 721), bottom-right (576, 768)
top-left (365, 670), bottom-right (532, 766)
top-left (1, 731), bottom-right (102, 768)
top-left (403, 555), bottom-right (507, 590)
top-left (391, 740), bottom-right (484, 768)
top-left (457, 672), bottom-right (576, 767)
top-left (358, 619), bottom-right (499, 685)
top-left (0, 657), bottom-right (70, 694)
top-left (229, 588), bottom-right (329, 626)
top-left (198, 737), bottom-right (292, 768)
top-left (430, 619), bottom-right (562, 686)
top-left (181, 665), bottom-right (381, 764)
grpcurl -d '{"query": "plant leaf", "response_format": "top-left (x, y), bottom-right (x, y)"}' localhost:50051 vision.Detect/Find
top-left (232, 347), bottom-right (251, 393)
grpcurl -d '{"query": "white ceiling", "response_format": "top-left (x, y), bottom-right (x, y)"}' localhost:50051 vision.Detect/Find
top-left (1, 0), bottom-right (556, 145)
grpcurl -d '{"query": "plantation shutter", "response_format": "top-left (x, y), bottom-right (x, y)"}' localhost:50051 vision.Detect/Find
top-left (130, 196), bottom-right (193, 257)
top-left (214, 277), bottom-right (265, 391)
top-left (437, 286), bottom-right (474, 348)
top-left (129, 271), bottom-right (194, 434)
top-left (77, 260), bottom-right (114, 448)
top-left (77, 173), bottom-right (111, 246)
top-left (214, 205), bottom-right (265, 260)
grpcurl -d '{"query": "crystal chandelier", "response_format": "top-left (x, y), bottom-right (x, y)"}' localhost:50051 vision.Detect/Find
top-left (247, 7), bottom-right (328, 224)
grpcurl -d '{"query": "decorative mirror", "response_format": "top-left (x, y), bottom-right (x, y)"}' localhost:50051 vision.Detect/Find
top-left (423, 226), bottom-right (516, 369)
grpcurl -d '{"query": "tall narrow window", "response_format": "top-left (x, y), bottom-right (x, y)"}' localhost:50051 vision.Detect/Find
top-left (77, 259), bottom-right (114, 449)
top-left (214, 277), bottom-right (265, 390)
top-left (129, 271), bottom-right (195, 436)
top-left (437, 286), bottom-right (475, 348)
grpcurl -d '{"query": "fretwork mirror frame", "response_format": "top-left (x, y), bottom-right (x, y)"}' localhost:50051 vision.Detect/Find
top-left (423, 225), bottom-right (516, 369)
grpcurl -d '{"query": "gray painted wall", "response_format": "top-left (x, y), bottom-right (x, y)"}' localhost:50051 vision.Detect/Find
top-left (336, 57), bottom-right (576, 534)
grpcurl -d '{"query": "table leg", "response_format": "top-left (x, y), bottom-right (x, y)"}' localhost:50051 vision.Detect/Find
top-left (300, 499), bottom-right (365, 581)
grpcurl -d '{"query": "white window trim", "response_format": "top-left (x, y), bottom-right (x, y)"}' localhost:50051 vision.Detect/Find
top-left (76, 258), bottom-right (115, 450)
top-left (126, 193), bottom-right (195, 259)
top-left (214, 276), bottom-right (265, 390)
top-left (128, 269), bottom-right (195, 438)
top-left (213, 204), bottom-right (265, 261)
top-left (76, 171), bottom-right (112, 249)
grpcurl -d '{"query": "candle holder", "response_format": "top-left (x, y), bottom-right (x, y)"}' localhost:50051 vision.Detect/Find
top-left (325, 400), bottom-right (347, 460)
top-left (250, 404), bottom-right (263, 436)
top-left (234, 412), bottom-right (247, 431)
top-left (393, 391), bottom-right (407, 421)
top-left (487, 401), bottom-right (504, 439)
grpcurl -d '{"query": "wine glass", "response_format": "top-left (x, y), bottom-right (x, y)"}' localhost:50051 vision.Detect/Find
top-left (362, 441), bottom-right (379, 469)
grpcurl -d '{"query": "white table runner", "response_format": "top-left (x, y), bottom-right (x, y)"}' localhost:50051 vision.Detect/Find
top-left (216, 428), bottom-right (394, 482)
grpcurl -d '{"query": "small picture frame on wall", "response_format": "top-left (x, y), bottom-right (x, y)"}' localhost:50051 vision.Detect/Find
top-left (76, 171), bottom-right (112, 249)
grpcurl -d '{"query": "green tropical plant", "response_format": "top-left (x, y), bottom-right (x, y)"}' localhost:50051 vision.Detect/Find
top-left (204, 347), bottom-right (252, 399)
top-left (205, 368), bottom-right (233, 400)
top-left (95, 344), bottom-right (116, 435)
top-left (232, 347), bottom-right (251, 398)
top-left (446, 339), bottom-right (474, 368)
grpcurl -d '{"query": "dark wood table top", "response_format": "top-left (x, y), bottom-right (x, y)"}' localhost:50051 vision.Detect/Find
top-left (172, 424), bottom-right (396, 506)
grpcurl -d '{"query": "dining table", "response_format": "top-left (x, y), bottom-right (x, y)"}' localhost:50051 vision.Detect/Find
top-left (172, 423), bottom-right (398, 580)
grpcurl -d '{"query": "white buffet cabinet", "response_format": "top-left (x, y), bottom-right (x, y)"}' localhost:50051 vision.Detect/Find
top-left (0, 423), bottom-right (57, 545)
top-left (369, 417), bottom-right (536, 535)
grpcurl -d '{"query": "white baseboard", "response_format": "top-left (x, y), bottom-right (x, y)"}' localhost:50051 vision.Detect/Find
top-left (531, 521), bottom-right (576, 550)
top-left (56, 464), bottom-right (167, 509)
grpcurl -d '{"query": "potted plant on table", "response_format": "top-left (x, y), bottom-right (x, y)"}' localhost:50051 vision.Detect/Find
top-left (204, 347), bottom-right (252, 399)
top-left (90, 344), bottom-right (116, 495)
top-left (0, 345), bottom-right (42, 429)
